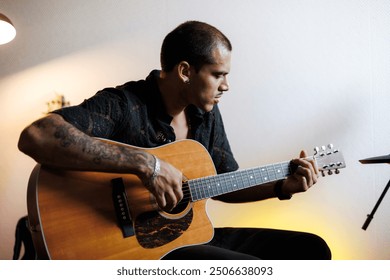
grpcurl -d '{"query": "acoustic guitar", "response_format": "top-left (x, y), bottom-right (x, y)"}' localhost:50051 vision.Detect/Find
top-left (27, 139), bottom-right (345, 259)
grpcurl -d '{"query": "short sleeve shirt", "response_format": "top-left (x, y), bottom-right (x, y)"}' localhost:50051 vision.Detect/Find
top-left (53, 70), bottom-right (239, 174)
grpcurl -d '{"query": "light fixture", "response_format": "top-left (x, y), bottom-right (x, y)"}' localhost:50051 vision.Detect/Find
top-left (0, 13), bottom-right (16, 45)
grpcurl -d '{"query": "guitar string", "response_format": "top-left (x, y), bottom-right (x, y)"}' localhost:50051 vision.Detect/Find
top-left (175, 175), bottom-right (283, 207)
top-left (157, 152), bottom-right (342, 208)
top-left (159, 156), bottom-right (342, 209)
top-left (178, 163), bottom-right (291, 203)
top-left (155, 159), bottom-right (317, 208)
top-left (178, 177), bottom-right (286, 204)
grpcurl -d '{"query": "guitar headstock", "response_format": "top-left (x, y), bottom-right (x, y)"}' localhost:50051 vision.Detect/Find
top-left (313, 144), bottom-right (346, 176)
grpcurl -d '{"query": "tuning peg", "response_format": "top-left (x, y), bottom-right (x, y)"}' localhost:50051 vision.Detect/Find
top-left (316, 145), bottom-right (325, 156)
top-left (321, 170), bottom-right (326, 177)
top-left (335, 169), bottom-right (340, 174)
top-left (327, 144), bottom-right (334, 150)
top-left (328, 170), bottom-right (333, 175)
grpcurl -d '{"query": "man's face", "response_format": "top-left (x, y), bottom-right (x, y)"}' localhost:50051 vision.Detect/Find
top-left (188, 45), bottom-right (231, 112)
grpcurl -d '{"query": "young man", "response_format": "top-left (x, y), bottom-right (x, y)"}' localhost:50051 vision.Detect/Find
top-left (18, 21), bottom-right (331, 259)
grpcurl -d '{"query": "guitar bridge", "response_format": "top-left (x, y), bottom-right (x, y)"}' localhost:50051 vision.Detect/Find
top-left (111, 177), bottom-right (134, 238)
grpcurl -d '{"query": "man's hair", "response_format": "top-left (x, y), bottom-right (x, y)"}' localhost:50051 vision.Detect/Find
top-left (160, 21), bottom-right (232, 72)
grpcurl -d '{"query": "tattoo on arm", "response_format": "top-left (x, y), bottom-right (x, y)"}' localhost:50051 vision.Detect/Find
top-left (33, 116), bottom-right (152, 173)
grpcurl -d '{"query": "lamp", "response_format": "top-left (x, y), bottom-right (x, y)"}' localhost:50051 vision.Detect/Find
top-left (0, 13), bottom-right (16, 45)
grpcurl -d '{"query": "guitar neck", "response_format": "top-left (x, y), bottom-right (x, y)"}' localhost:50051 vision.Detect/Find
top-left (188, 160), bottom-right (294, 201)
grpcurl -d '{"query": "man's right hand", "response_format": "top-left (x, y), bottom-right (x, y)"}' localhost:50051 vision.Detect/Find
top-left (141, 156), bottom-right (184, 212)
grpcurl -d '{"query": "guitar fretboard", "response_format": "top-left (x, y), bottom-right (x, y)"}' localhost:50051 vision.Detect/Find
top-left (188, 161), bottom-right (293, 201)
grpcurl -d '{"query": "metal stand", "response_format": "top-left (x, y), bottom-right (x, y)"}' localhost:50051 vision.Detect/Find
top-left (362, 178), bottom-right (390, 230)
top-left (359, 154), bottom-right (390, 230)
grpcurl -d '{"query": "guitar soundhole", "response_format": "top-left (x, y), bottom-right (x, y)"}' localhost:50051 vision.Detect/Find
top-left (167, 196), bottom-right (190, 215)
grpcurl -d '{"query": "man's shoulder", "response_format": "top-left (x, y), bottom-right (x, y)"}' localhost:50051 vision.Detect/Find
top-left (115, 70), bottom-right (159, 101)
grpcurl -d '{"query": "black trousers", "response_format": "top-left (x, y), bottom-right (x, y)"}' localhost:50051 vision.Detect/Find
top-left (162, 227), bottom-right (332, 260)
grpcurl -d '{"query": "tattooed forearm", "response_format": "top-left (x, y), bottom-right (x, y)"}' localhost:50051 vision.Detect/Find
top-left (54, 125), bottom-right (77, 148)
top-left (87, 140), bottom-right (122, 165)
top-left (118, 145), bottom-right (154, 174)
top-left (51, 122), bottom-right (116, 165)
top-left (25, 114), bottom-right (151, 175)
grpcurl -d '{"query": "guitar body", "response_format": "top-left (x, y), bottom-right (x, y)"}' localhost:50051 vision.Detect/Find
top-left (27, 140), bottom-right (215, 260)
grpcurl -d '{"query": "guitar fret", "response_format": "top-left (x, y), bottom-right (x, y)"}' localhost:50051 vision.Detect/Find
top-left (238, 171), bottom-right (247, 189)
top-left (194, 179), bottom-right (204, 201)
top-left (215, 180), bottom-right (223, 196)
top-left (254, 168), bottom-right (262, 183)
top-left (254, 167), bottom-right (263, 185)
top-left (241, 170), bottom-right (250, 187)
top-left (201, 178), bottom-right (208, 198)
top-left (279, 162), bottom-right (289, 178)
top-left (203, 177), bottom-right (210, 198)
top-left (249, 168), bottom-right (258, 185)
top-left (267, 165), bottom-right (276, 181)
top-left (273, 163), bottom-right (282, 180)
top-left (258, 167), bottom-right (268, 183)
top-left (189, 179), bottom-right (198, 201)
top-left (219, 174), bottom-right (227, 195)
top-left (232, 174), bottom-right (237, 190)
top-left (207, 177), bottom-right (214, 197)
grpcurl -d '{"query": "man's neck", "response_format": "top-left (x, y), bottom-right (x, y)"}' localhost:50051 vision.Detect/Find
top-left (157, 71), bottom-right (188, 118)
top-left (157, 71), bottom-right (191, 139)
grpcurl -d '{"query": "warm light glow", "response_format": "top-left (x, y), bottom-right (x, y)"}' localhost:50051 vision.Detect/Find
top-left (0, 13), bottom-right (16, 45)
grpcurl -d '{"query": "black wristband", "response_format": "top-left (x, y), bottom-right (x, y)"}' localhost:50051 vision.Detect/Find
top-left (274, 179), bottom-right (292, 200)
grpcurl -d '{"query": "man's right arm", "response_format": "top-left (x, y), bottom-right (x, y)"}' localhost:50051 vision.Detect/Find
top-left (18, 113), bottom-right (183, 211)
top-left (18, 113), bottom-right (152, 175)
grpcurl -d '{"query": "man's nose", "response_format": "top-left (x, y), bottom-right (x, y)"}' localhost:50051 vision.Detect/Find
top-left (219, 76), bottom-right (229, 92)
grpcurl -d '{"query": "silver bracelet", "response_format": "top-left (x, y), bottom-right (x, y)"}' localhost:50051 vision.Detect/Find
top-left (151, 154), bottom-right (160, 182)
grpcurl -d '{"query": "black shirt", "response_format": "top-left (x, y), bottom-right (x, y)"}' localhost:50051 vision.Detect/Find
top-left (54, 70), bottom-right (238, 174)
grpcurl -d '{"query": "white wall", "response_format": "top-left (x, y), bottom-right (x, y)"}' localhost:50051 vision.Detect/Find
top-left (1, 0), bottom-right (389, 260)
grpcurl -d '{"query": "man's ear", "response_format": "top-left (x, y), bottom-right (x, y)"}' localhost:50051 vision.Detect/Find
top-left (177, 61), bottom-right (191, 83)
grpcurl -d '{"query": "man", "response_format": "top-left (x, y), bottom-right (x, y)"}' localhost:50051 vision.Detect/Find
top-left (18, 21), bottom-right (331, 259)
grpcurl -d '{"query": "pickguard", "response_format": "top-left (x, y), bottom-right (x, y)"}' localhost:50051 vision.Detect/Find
top-left (134, 209), bottom-right (193, 248)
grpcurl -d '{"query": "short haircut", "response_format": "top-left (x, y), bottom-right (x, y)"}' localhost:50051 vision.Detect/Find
top-left (160, 21), bottom-right (232, 72)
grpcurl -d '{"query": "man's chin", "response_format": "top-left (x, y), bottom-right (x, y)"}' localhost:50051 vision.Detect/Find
top-left (204, 104), bottom-right (216, 112)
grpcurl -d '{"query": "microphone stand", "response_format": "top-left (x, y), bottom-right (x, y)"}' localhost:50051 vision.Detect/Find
top-left (359, 154), bottom-right (390, 230)
top-left (362, 178), bottom-right (390, 230)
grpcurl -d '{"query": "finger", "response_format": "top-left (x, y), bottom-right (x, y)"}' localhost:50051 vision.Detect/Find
top-left (172, 181), bottom-right (184, 202)
top-left (300, 150), bottom-right (319, 177)
top-left (155, 193), bottom-right (167, 210)
top-left (294, 154), bottom-right (319, 180)
top-left (294, 166), bottom-right (312, 188)
top-left (164, 191), bottom-right (177, 211)
top-left (301, 160), bottom-right (318, 184)
top-left (151, 181), bottom-right (170, 210)
top-left (292, 172), bottom-right (310, 192)
top-left (295, 165), bottom-right (317, 188)
top-left (299, 150), bottom-right (308, 158)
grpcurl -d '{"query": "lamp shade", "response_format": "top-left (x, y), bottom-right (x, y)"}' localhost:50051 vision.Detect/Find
top-left (0, 13), bottom-right (16, 45)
